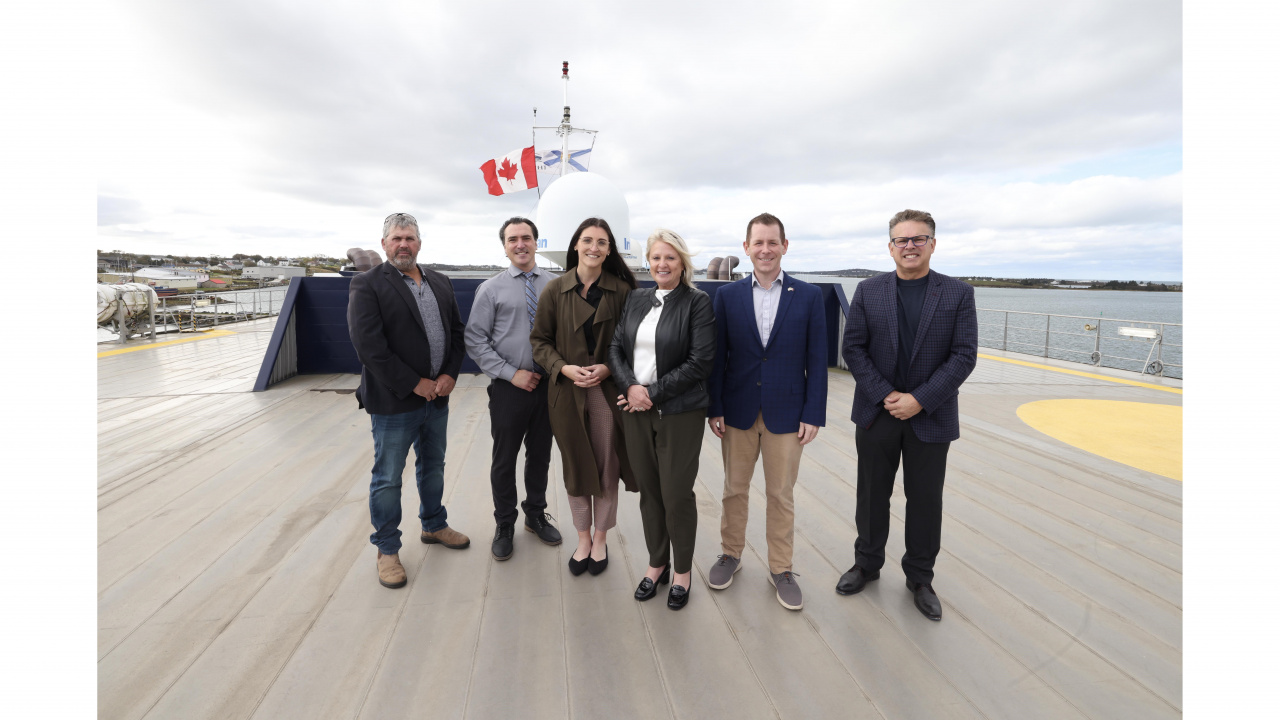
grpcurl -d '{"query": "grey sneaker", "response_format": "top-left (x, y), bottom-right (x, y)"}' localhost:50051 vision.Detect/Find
top-left (770, 571), bottom-right (803, 610)
top-left (707, 554), bottom-right (741, 590)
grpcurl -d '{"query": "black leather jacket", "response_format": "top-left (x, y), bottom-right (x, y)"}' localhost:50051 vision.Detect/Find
top-left (608, 284), bottom-right (716, 416)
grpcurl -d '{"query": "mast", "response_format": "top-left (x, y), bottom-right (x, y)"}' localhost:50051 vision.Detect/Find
top-left (561, 61), bottom-right (571, 178)
top-left (532, 61), bottom-right (597, 182)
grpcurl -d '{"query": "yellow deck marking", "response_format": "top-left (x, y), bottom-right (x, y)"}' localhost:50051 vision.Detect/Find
top-left (1016, 399), bottom-right (1182, 481)
top-left (97, 329), bottom-right (236, 358)
top-left (977, 353), bottom-right (1182, 395)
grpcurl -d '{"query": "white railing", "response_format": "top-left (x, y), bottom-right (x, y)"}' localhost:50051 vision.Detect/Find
top-left (151, 287), bottom-right (291, 333)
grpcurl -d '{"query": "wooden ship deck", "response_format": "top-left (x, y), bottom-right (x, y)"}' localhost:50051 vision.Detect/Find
top-left (98, 316), bottom-right (1182, 719)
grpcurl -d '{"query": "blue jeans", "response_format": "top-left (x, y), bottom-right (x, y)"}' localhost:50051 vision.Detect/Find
top-left (368, 403), bottom-right (450, 554)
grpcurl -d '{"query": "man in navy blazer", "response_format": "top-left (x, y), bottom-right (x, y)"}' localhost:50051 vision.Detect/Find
top-left (706, 213), bottom-right (827, 611)
top-left (348, 213), bottom-right (471, 590)
top-left (836, 209), bottom-right (977, 621)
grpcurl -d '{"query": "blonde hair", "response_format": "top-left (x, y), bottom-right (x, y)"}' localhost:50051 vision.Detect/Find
top-left (646, 229), bottom-right (696, 287)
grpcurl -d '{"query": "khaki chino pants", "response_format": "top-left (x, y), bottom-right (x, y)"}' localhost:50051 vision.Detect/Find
top-left (720, 412), bottom-right (804, 574)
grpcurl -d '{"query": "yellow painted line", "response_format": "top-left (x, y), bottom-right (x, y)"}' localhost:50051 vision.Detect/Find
top-left (97, 329), bottom-right (236, 357)
top-left (1017, 399), bottom-right (1182, 481)
top-left (977, 353), bottom-right (1182, 395)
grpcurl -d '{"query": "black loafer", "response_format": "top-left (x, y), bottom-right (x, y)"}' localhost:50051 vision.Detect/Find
top-left (568, 553), bottom-right (589, 576)
top-left (906, 579), bottom-right (942, 621)
top-left (491, 523), bottom-right (514, 561)
top-left (835, 565), bottom-right (879, 595)
top-left (634, 565), bottom-right (671, 601)
top-left (667, 583), bottom-right (690, 610)
top-left (587, 544), bottom-right (609, 575)
top-left (524, 512), bottom-right (563, 546)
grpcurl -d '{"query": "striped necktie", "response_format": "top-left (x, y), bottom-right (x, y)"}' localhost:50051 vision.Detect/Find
top-left (521, 271), bottom-right (538, 329)
top-left (522, 271), bottom-right (545, 375)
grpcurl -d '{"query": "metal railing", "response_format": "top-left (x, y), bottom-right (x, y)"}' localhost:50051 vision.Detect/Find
top-left (977, 309), bottom-right (1181, 378)
top-left (153, 287), bottom-right (291, 333)
top-left (830, 292), bottom-right (1182, 379)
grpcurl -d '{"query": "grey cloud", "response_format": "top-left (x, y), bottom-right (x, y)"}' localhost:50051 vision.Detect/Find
top-left (98, 195), bottom-right (147, 226)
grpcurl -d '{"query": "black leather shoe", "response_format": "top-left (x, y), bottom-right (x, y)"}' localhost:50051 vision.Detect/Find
top-left (634, 566), bottom-right (671, 601)
top-left (906, 579), bottom-right (942, 621)
top-left (667, 583), bottom-right (690, 610)
top-left (568, 553), bottom-right (589, 576)
top-left (491, 523), bottom-right (514, 561)
top-left (524, 512), bottom-right (563, 546)
top-left (587, 544), bottom-right (609, 575)
top-left (835, 565), bottom-right (879, 595)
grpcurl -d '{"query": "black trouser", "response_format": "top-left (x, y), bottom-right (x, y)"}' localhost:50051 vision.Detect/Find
top-left (487, 378), bottom-right (553, 525)
top-left (619, 407), bottom-right (704, 574)
top-left (854, 410), bottom-right (950, 585)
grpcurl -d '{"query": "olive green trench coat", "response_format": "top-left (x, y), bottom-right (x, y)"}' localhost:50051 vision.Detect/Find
top-left (530, 269), bottom-right (637, 498)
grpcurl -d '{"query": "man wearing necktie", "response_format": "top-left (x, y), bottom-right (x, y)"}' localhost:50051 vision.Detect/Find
top-left (464, 217), bottom-right (563, 560)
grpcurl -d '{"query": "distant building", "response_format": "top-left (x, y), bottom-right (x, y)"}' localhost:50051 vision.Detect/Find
top-left (243, 265), bottom-right (307, 280)
top-left (134, 268), bottom-right (199, 289)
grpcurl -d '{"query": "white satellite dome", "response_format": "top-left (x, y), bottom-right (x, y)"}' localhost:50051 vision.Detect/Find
top-left (534, 173), bottom-right (641, 269)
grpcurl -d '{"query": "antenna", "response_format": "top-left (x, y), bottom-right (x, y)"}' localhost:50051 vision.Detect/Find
top-left (532, 61), bottom-right (598, 181)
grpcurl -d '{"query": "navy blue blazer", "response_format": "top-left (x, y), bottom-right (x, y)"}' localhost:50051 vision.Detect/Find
top-left (347, 262), bottom-right (465, 415)
top-left (707, 273), bottom-right (828, 434)
top-left (841, 270), bottom-right (977, 443)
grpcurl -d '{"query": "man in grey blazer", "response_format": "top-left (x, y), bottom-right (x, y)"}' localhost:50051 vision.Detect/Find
top-left (837, 209), bottom-right (977, 620)
top-left (348, 213), bottom-right (471, 590)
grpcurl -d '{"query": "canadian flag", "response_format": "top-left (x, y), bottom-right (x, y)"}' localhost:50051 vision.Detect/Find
top-left (480, 146), bottom-right (538, 196)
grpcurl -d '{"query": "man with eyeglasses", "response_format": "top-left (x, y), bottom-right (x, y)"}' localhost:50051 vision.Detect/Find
top-left (464, 217), bottom-right (562, 561)
top-left (348, 212), bottom-right (471, 589)
top-left (836, 209), bottom-right (977, 621)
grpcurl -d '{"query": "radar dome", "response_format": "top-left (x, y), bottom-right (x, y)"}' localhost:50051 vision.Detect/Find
top-left (535, 173), bottom-right (633, 260)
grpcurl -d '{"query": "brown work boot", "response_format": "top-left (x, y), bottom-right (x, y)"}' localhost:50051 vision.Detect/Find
top-left (377, 551), bottom-right (407, 588)
top-left (420, 525), bottom-right (470, 549)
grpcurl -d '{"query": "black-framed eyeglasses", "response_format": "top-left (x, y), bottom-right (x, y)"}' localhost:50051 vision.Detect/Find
top-left (890, 235), bottom-right (933, 248)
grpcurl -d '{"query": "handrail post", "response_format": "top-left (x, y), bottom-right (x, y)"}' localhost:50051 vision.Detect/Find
top-left (1094, 318), bottom-right (1102, 366)
top-left (1043, 314), bottom-right (1050, 357)
top-left (1002, 312), bottom-right (1009, 351)
top-left (1158, 324), bottom-right (1165, 377)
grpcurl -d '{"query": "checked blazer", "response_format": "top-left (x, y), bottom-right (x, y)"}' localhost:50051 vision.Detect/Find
top-left (707, 273), bottom-right (828, 434)
top-left (841, 270), bottom-right (977, 443)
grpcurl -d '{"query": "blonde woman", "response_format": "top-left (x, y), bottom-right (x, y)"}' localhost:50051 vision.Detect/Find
top-left (608, 229), bottom-right (715, 609)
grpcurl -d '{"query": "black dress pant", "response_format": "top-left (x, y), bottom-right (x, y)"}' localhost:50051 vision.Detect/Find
top-left (619, 407), bottom-right (704, 574)
top-left (487, 378), bottom-right (553, 525)
top-left (854, 410), bottom-right (950, 585)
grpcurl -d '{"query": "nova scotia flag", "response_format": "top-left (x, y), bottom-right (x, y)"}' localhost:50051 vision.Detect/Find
top-left (537, 148), bottom-right (592, 172)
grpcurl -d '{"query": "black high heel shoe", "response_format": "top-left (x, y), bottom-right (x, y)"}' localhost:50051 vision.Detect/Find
top-left (568, 551), bottom-right (589, 576)
top-left (634, 565), bottom-right (671, 601)
top-left (587, 544), bottom-right (609, 575)
top-left (667, 583), bottom-right (690, 610)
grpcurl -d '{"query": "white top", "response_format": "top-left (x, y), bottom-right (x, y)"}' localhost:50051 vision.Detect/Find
top-left (633, 288), bottom-right (673, 386)
top-left (751, 269), bottom-right (785, 346)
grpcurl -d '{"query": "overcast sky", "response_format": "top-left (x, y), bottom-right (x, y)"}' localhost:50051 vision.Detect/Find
top-left (98, 0), bottom-right (1182, 280)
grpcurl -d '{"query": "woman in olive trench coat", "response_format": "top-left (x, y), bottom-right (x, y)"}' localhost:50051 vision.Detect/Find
top-left (530, 218), bottom-right (637, 576)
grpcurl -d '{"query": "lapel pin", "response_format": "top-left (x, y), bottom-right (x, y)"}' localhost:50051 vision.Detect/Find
top-left (787, 287), bottom-right (794, 292)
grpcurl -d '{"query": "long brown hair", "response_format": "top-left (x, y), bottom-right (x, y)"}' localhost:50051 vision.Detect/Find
top-left (565, 218), bottom-right (637, 289)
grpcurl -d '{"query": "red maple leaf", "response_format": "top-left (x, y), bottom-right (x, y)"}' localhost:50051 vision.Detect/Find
top-left (497, 157), bottom-right (519, 181)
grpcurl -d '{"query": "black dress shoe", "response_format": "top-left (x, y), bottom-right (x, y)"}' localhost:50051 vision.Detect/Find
top-left (667, 583), bottom-right (690, 610)
top-left (568, 553), bottom-right (589, 576)
top-left (835, 565), bottom-right (879, 595)
top-left (524, 512), bottom-right (563, 546)
top-left (634, 566), bottom-right (671, 601)
top-left (587, 544), bottom-right (609, 575)
top-left (906, 579), bottom-right (942, 621)
top-left (491, 523), bottom-right (514, 561)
